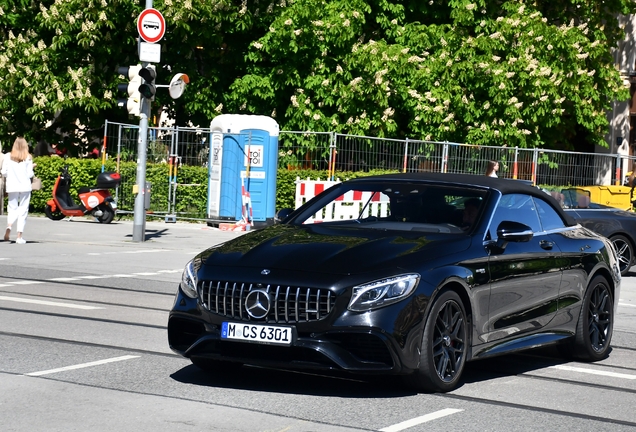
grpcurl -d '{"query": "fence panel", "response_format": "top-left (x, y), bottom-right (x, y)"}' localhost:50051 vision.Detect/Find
top-left (104, 120), bottom-right (634, 222)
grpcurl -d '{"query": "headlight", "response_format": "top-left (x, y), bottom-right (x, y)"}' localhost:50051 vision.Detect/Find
top-left (180, 259), bottom-right (199, 299)
top-left (348, 273), bottom-right (420, 312)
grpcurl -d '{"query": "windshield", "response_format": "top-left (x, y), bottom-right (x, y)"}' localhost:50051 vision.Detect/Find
top-left (289, 181), bottom-right (489, 234)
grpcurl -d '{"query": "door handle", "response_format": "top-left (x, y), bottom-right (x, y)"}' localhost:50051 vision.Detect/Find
top-left (540, 240), bottom-right (553, 250)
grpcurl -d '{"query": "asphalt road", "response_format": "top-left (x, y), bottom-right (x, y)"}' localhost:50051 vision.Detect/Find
top-left (1, 215), bottom-right (635, 432)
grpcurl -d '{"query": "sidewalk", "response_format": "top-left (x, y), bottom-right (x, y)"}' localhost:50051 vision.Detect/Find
top-left (0, 214), bottom-right (244, 251)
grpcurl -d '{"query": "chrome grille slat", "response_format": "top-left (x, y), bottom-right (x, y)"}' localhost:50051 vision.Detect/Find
top-left (198, 280), bottom-right (336, 324)
top-left (274, 285), bottom-right (280, 322)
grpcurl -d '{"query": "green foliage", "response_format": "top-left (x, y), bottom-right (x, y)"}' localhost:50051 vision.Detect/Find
top-left (30, 157), bottom-right (208, 218)
top-left (0, 0), bottom-right (634, 153)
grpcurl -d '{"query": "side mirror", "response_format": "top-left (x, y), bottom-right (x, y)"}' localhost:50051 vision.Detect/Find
top-left (497, 221), bottom-right (534, 243)
top-left (275, 208), bottom-right (294, 224)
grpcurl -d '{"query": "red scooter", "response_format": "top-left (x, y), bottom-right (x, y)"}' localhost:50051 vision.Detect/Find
top-left (45, 165), bottom-right (121, 224)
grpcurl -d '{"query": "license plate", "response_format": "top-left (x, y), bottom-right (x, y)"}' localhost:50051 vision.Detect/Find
top-left (221, 322), bottom-right (293, 346)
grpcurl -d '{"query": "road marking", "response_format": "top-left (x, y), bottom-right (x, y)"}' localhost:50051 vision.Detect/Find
top-left (618, 302), bottom-right (636, 308)
top-left (0, 284), bottom-right (13, 287)
top-left (379, 409), bottom-right (463, 432)
top-left (550, 365), bottom-right (636, 380)
top-left (48, 277), bottom-right (80, 281)
top-left (25, 355), bottom-right (139, 376)
top-left (157, 269), bottom-right (181, 273)
top-left (0, 296), bottom-right (103, 310)
top-left (134, 272), bottom-right (158, 276)
top-left (9, 280), bottom-right (45, 285)
top-left (111, 274), bottom-right (135, 278)
top-left (76, 275), bottom-right (109, 279)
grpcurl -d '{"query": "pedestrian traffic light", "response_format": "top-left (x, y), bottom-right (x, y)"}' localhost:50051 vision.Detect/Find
top-left (138, 65), bottom-right (156, 100)
top-left (117, 65), bottom-right (142, 116)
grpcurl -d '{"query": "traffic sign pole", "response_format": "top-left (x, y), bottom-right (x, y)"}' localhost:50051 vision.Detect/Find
top-left (132, 0), bottom-right (161, 242)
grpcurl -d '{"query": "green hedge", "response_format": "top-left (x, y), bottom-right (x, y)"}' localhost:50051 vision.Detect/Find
top-left (28, 157), bottom-right (399, 217)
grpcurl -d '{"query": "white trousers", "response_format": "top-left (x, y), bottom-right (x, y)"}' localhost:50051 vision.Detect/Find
top-left (7, 191), bottom-right (31, 233)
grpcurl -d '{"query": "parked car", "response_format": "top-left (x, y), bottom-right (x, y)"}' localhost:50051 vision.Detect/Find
top-left (168, 173), bottom-right (620, 393)
top-left (550, 189), bottom-right (636, 276)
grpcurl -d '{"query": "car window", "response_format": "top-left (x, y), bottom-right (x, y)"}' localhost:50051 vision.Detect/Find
top-left (534, 197), bottom-right (566, 231)
top-left (295, 182), bottom-right (487, 233)
top-left (489, 193), bottom-right (541, 238)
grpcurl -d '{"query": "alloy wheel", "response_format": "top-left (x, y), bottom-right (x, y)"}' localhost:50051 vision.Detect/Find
top-left (587, 283), bottom-right (612, 353)
top-left (432, 300), bottom-right (465, 382)
top-left (611, 235), bottom-right (633, 275)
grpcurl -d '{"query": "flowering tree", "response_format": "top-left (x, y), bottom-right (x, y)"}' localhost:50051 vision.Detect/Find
top-left (0, 0), bottom-right (633, 152)
top-left (228, 0), bottom-right (636, 149)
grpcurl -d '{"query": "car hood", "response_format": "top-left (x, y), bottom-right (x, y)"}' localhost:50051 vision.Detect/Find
top-left (199, 223), bottom-right (472, 275)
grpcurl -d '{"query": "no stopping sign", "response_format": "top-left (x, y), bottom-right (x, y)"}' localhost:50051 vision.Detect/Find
top-left (137, 8), bottom-right (165, 43)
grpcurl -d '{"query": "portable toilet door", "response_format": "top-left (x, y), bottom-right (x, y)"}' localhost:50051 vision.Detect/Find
top-left (208, 115), bottom-right (279, 225)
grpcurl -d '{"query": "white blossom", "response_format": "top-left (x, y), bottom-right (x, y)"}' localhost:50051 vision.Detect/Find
top-left (214, 103), bottom-right (223, 113)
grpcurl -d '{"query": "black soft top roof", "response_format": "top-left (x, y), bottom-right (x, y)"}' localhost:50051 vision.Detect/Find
top-left (348, 172), bottom-right (577, 226)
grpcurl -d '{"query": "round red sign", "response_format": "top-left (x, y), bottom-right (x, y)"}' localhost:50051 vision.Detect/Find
top-left (137, 8), bottom-right (165, 43)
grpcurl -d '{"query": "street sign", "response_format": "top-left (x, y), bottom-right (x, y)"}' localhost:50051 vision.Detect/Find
top-left (139, 42), bottom-right (161, 63)
top-left (137, 8), bottom-right (165, 43)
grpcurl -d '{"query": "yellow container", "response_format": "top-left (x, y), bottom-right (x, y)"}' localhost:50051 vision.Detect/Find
top-left (576, 185), bottom-right (633, 210)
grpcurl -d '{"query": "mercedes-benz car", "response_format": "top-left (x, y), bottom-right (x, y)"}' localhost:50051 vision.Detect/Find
top-left (168, 173), bottom-right (620, 393)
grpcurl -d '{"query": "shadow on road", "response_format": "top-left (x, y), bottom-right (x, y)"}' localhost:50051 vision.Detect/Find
top-left (169, 346), bottom-right (573, 396)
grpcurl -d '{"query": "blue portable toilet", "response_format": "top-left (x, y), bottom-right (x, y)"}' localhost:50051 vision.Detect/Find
top-left (208, 115), bottom-right (279, 226)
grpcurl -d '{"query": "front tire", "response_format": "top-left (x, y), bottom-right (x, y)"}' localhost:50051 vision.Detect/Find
top-left (572, 275), bottom-right (614, 361)
top-left (44, 204), bottom-right (65, 221)
top-left (96, 203), bottom-right (115, 224)
top-left (409, 290), bottom-right (468, 393)
top-left (610, 234), bottom-right (633, 276)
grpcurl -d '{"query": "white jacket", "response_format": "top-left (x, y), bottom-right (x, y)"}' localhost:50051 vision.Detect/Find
top-left (1, 154), bottom-right (34, 193)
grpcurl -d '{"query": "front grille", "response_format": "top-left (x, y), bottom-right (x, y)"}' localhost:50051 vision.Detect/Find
top-left (199, 280), bottom-right (336, 323)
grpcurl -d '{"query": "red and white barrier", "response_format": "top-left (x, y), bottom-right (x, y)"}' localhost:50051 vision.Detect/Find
top-left (295, 177), bottom-right (390, 223)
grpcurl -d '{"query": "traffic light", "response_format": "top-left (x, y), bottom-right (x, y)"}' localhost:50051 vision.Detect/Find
top-left (138, 65), bottom-right (156, 100)
top-left (117, 65), bottom-right (142, 116)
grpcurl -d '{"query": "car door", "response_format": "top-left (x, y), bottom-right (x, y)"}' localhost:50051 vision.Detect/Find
top-left (484, 193), bottom-right (563, 343)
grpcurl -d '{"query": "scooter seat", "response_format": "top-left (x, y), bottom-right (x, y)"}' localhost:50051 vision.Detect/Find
top-left (78, 186), bottom-right (91, 194)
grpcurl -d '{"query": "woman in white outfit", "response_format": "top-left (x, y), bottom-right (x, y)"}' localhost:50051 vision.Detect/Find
top-left (1, 137), bottom-right (34, 244)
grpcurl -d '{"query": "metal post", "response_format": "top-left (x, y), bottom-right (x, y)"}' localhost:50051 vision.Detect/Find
top-left (403, 137), bottom-right (409, 173)
top-left (132, 109), bottom-right (149, 242)
top-left (131, 0), bottom-right (155, 241)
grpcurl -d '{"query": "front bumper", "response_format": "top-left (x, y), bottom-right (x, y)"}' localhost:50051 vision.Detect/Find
top-left (168, 286), bottom-right (426, 374)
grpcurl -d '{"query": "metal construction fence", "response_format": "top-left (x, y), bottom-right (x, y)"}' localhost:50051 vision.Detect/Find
top-left (102, 120), bottom-right (636, 221)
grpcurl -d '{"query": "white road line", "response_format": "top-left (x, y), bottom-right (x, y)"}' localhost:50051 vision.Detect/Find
top-left (123, 250), bottom-right (166, 254)
top-left (0, 296), bottom-right (103, 310)
top-left (157, 269), bottom-right (181, 273)
top-left (379, 409), bottom-right (464, 432)
top-left (48, 277), bottom-right (80, 281)
top-left (0, 284), bottom-right (13, 287)
top-left (550, 365), bottom-right (636, 380)
top-left (25, 355), bottom-right (139, 377)
top-left (111, 274), bottom-right (135, 278)
top-left (618, 302), bottom-right (636, 308)
top-left (76, 275), bottom-right (109, 279)
top-left (9, 280), bottom-right (45, 285)
top-left (133, 272), bottom-right (159, 276)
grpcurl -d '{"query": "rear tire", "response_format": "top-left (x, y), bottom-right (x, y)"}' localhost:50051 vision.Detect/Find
top-left (191, 357), bottom-right (243, 373)
top-left (409, 290), bottom-right (468, 393)
top-left (572, 275), bottom-right (614, 361)
top-left (610, 234), bottom-right (633, 276)
top-left (97, 204), bottom-right (115, 224)
top-left (44, 204), bottom-right (65, 221)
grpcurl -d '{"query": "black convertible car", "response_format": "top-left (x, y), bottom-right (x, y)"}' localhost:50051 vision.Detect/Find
top-left (557, 191), bottom-right (636, 276)
top-left (168, 173), bottom-right (620, 392)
